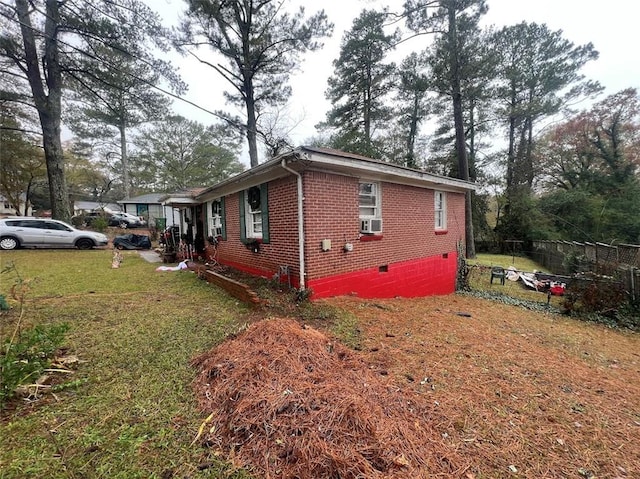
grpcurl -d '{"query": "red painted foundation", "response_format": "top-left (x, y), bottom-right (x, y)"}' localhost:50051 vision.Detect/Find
top-left (307, 252), bottom-right (458, 299)
top-left (220, 259), bottom-right (274, 281)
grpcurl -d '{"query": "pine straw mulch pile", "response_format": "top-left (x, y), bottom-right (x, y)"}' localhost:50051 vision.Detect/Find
top-left (191, 318), bottom-right (468, 479)
top-left (192, 294), bottom-right (640, 478)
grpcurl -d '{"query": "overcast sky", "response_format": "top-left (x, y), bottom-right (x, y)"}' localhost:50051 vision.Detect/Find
top-left (154, 0), bottom-right (640, 164)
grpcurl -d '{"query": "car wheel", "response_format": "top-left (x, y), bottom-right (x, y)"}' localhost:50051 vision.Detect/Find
top-left (116, 244), bottom-right (125, 250)
top-left (0, 237), bottom-right (19, 250)
top-left (119, 221), bottom-right (128, 229)
top-left (76, 238), bottom-right (94, 250)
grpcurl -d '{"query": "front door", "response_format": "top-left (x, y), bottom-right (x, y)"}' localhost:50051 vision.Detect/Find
top-left (194, 204), bottom-right (204, 252)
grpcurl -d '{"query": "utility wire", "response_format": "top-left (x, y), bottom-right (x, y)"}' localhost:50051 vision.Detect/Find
top-left (0, 2), bottom-right (247, 133)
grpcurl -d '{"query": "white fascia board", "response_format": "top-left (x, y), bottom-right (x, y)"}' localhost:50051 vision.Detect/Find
top-left (161, 196), bottom-right (200, 206)
top-left (195, 147), bottom-right (477, 203)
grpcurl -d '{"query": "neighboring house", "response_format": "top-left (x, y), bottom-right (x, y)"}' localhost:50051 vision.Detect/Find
top-left (0, 194), bottom-right (33, 217)
top-left (163, 147), bottom-right (476, 299)
top-left (118, 193), bottom-right (181, 228)
top-left (73, 201), bottom-right (121, 215)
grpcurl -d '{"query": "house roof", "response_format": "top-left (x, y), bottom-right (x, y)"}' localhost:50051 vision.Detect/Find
top-left (159, 187), bottom-right (209, 206)
top-left (194, 146), bottom-right (477, 203)
top-left (118, 193), bottom-right (167, 205)
top-left (73, 201), bottom-right (121, 213)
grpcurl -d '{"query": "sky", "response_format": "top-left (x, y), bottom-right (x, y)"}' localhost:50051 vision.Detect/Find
top-left (153, 0), bottom-right (640, 165)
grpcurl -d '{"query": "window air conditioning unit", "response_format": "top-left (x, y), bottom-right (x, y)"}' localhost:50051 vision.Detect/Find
top-left (361, 218), bottom-right (382, 234)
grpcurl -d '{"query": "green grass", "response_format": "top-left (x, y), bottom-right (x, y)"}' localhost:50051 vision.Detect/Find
top-left (466, 253), bottom-right (544, 272)
top-left (0, 249), bottom-right (253, 479)
top-left (466, 253), bottom-right (566, 308)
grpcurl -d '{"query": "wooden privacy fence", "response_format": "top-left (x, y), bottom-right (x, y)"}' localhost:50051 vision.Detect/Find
top-left (531, 240), bottom-right (640, 301)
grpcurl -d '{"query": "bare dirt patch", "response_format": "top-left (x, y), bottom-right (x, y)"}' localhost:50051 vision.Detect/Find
top-left (325, 295), bottom-right (640, 478)
top-left (193, 293), bottom-right (640, 478)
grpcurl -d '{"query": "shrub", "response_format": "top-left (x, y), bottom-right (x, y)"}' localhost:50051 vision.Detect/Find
top-left (91, 216), bottom-right (108, 232)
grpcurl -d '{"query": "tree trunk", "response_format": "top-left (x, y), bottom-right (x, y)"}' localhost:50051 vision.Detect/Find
top-left (119, 120), bottom-right (130, 198)
top-left (15, 0), bottom-right (70, 222)
top-left (448, 5), bottom-right (475, 258)
top-left (41, 113), bottom-right (69, 220)
top-left (506, 80), bottom-right (517, 198)
top-left (526, 114), bottom-right (534, 188)
top-left (406, 96), bottom-right (419, 168)
top-left (245, 81), bottom-right (259, 168)
top-left (364, 64), bottom-right (372, 151)
top-left (467, 101), bottom-right (477, 181)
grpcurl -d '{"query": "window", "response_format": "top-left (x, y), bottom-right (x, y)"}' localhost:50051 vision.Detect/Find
top-left (43, 220), bottom-right (71, 231)
top-left (209, 198), bottom-right (225, 238)
top-left (240, 184), bottom-right (270, 243)
top-left (245, 187), bottom-right (262, 238)
top-left (434, 191), bottom-right (447, 230)
top-left (136, 204), bottom-right (148, 218)
top-left (359, 182), bottom-right (382, 234)
top-left (24, 220), bottom-right (45, 229)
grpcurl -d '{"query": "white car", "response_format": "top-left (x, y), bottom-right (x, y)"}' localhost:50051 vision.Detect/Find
top-left (0, 217), bottom-right (109, 250)
top-left (108, 212), bottom-right (146, 228)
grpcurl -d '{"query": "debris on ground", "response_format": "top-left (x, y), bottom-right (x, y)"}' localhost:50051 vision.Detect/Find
top-left (192, 318), bottom-right (468, 478)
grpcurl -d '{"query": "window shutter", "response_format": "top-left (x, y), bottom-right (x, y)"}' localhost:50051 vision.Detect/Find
top-left (239, 190), bottom-right (246, 242)
top-left (260, 183), bottom-right (270, 243)
top-left (220, 197), bottom-right (226, 240)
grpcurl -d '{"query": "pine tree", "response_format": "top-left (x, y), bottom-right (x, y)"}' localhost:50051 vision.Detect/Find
top-left (178, 0), bottom-right (332, 167)
top-left (320, 9), bottom-right (399, 158)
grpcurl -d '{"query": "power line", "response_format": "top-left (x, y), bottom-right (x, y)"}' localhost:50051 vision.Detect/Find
top-left (0, 2), bottom-right (247, 132)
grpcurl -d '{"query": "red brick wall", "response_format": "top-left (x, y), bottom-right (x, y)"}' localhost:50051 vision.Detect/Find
top-left (216, 176), bottom-right (301, 282)
top-left (214, 170), bottom-right (466, 297)
top-left (302, 171), bottom-right (465, 281)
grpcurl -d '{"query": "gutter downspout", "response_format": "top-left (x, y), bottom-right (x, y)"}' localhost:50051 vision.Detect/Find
top-left (281, 159), bottom-right (305, 291)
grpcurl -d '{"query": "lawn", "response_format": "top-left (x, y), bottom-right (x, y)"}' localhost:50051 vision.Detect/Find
top-left (1, 250), bottom-right (639, 478)
top-left (466, 253), bottom-right (568, 308)
top-left (1, 249), bottom-right (252, 479)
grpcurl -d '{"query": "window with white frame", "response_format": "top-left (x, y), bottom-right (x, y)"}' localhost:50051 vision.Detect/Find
top-left (359, 182), bottom-right (382, 233)
top-left (434, 191), bottom-right (447, 230)
top-left (245, 186), bottom-right (263, 239)
top-left (209, 199), bottom-right (223, 237)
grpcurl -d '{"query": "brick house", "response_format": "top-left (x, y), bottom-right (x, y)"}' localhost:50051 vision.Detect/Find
top-left (164, 147), bottom-right (476, 299)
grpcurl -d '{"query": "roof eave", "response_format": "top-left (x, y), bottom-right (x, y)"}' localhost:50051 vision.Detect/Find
top-left (195, 146), bottom-right (477, 203)
top-left (298, 147), bottom-right (477, 192)
top-left (160, 196), bottom-right (200, 207)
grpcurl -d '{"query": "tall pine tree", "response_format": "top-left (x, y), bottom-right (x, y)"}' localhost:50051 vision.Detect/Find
top-left (178, 0), bottom-right (332, 167)
top-left (320, 9), bottom-right (399, 158)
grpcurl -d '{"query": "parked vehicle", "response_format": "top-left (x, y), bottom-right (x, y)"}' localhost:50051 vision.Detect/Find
top-left (108, 212), bottom-right (146, 228)
top-left (72, 211), bottom-right (109, 227)
top-left (113, 234), bottom-right (152, 250)
top-left (0, 217), bottom-right (109, 250)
